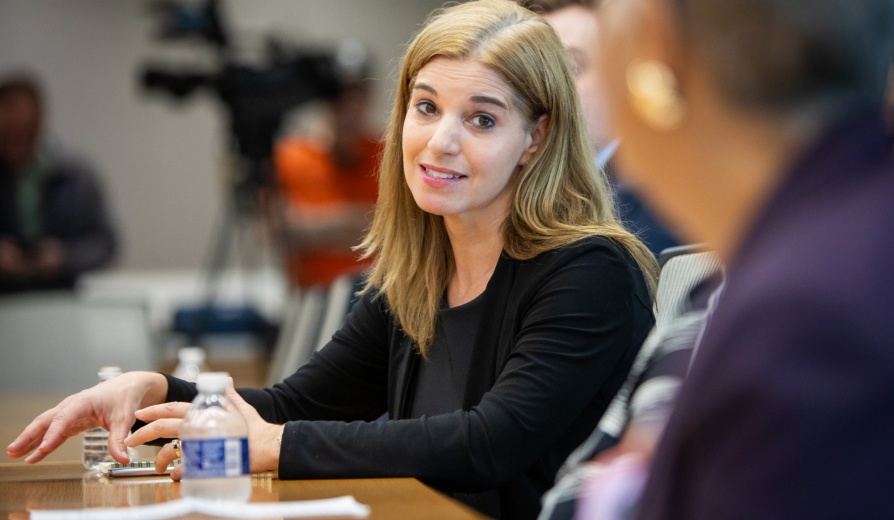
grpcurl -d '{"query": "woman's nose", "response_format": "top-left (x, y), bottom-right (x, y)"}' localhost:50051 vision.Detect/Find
top-left (427, 117), bottom-right (461, 156)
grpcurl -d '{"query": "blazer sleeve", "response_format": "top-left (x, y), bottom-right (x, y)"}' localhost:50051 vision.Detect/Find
top-left (275, 241), bottom-right (648, 490)
top-left (163, 289), bottom-right (392, 423)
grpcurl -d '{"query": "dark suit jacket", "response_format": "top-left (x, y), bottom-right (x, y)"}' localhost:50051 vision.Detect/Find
top-left (638, 110), bottom-right (894, 519)
top-left (0, 152), bottom-right (117, 292)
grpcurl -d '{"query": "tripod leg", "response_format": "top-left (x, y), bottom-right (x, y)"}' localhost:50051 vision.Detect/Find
top-left (190, 202), bottom-right (237, 344)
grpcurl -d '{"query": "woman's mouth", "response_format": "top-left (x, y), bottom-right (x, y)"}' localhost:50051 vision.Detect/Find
top-left (422, 164), bottom-right (465, 180)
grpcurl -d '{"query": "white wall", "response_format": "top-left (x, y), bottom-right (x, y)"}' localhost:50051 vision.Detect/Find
top-left (0, 0), bottom-right (443, 270)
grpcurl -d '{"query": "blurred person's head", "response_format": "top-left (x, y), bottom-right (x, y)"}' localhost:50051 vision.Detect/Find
top-left (595, 0), bottom-right (894, 253)
top-left (0, 75), bottom-right (44, 171)
top-left (331, 39), bottom-right (375, 136)
top-left (523, 0), bottom-right (610, 149)
top-left (361, 0), bottom-right (656, 354)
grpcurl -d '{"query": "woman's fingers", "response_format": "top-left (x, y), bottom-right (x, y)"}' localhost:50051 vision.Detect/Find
top-left (126, 418), bottom-right (184, 447)
top-left (226, 380), bottom-right (261, 423)
top-left (24, 414), bottom-right (91, 464)
top-left (155, 440), bottom-right (181, 475)
top-left (7, 372), bottom-right (169, 466)
top-left (135, 401), bottom-right (191, 422)
top-left (125, 401), bottom-right (191, 448)
top-left (225, 378), bottom-right (282, 474)
top-left (7, 407), bottom-right (58, 459)
top-left (107, 409), bottom-right (138, 464)
top-left (170, 463), bottom-right (183, 481)
top-left (11, 396), bottom-right (97, 463)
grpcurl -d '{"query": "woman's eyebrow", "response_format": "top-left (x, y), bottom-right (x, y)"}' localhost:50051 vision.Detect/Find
top-left (413, 82), bottom-right (436, 95)
top-left (413, 81), bottom-right (507, 110)
top-left (470, 95), bottom-right (507, 110)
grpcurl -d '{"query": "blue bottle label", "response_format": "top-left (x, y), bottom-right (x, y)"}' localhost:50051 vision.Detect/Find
top-left (182, 438), bottom-right (249, 478)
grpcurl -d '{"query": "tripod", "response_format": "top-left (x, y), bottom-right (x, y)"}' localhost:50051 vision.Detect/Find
top-left (184, 157), bottom-right (277, 348)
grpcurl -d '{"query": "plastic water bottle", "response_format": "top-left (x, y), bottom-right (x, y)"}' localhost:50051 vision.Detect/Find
top-left (173, 346), bottom-right (208, 382)
top-left (82, 366), bottom-right (122, 470)
top-left (179, 372), bottom-right (251, 501)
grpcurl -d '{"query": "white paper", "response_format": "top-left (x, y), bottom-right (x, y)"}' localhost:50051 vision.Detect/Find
top-left (30, 495), bottom-right (370, 520)
top-left (29, 500), bottom-right (193, 520)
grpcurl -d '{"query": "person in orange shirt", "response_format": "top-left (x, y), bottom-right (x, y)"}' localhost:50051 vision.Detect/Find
top-left (273, 75), bottom-right (380, 289)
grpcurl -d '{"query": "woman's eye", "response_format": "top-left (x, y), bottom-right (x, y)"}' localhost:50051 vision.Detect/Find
top-left (472, 114), bottom-right (495, 129)
top-left (415, 101), bottom-right (436, 115)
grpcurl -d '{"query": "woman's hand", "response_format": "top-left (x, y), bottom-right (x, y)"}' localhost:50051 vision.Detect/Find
top-left (6, 371), bottom-right (168, 465)
top-left (227, 382), bottom-right (284, 475)
top-left (129, 379), bottom-right (283, 481)
top-left (126, 401), bottom-right (190, 480)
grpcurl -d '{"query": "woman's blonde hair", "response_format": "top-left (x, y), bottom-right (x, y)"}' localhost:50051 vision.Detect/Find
top-left (359, 0), bottom-right (657, 355)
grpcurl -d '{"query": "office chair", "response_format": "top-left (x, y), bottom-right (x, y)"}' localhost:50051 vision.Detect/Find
top-left (655, 244), bottom-right (723, 328)
top-left (313, 274), bottom-right (362, 353)
top-left (266, 287), bottom-right (326, 386)
top-left (0, 293), bottom-right (158, 395)
top-left (265, 274), bottom-right (363, 386)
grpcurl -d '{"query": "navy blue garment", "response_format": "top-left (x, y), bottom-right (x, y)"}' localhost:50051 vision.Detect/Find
top-left (614, 185), bottom-right (679, 257)
top-left (638, 110), bottom-right (894, 519)
top-left (598, 143), bottom-right (679, 257)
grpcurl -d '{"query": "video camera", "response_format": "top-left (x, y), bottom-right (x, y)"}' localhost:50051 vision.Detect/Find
top-left (139, 0), bottom-right (342, 208)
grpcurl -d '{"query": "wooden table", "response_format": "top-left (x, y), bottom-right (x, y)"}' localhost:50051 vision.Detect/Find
top-left (0, 462), bottom-right (488, 519)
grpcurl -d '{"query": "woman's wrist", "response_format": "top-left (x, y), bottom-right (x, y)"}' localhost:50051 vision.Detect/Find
top-left (135, 371), bottom-right (169, 409)
top-left (256, 423), bottom-right (284, 473)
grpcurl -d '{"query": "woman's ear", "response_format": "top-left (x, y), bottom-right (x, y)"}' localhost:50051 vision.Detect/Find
top-left (636, 0), bottom-right (688, 98)
top-left (519, 114), bottom-right (549, 166)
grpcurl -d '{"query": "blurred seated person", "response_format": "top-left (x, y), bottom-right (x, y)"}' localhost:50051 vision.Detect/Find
top-left (523, 0), bottom-right (679, 256)
top-left (539, 271), bottom-right (723, 520)
top-left (0, 73), bottom-right (117, 294)
top-left (591, 0), bottom-right (894, 516)
top-left (272, 61), bottom-right (380, 289)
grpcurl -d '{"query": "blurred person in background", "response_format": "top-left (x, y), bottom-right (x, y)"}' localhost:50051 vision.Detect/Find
top-left (586, 0), bottom-right (894, 517)
top-left (0, 73), bottom-right (117, 294)
top-left (523, 0), bottom-right (679, 256)
top-left (270, 44), bottom-right (380, 290)
top-left (523, 4), bottom-right (713, 519)
top-left (538, 270), bottom-right (723, 520)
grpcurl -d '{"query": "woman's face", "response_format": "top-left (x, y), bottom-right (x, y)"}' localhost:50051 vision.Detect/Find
top-left (543, 4), bottom-right (610, 149)
top-left (402, 57), bottom-right (544, 228)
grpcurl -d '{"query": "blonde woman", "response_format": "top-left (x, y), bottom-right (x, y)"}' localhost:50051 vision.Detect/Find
top-left (8, 1), bottom-right (655, 517)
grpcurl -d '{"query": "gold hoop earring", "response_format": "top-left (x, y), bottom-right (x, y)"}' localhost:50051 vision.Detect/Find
top-left (626, 60), bottom-right (686, 130)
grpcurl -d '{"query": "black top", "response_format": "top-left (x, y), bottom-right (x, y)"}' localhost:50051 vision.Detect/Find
top-left (410, 293), bottom-right (483, 418)
top-left (165, 235), bottom-right (654, 519)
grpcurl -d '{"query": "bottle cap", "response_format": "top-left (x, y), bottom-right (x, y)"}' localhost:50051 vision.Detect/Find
top-left (178, 346), bottom-right (206, 363)
top-left (196, 372), bottom-right (230, 393)
top-left (98, 366), bottom-right (123, 381)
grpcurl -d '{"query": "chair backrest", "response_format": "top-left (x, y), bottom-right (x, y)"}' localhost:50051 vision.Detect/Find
top-left (266, 287), bottom-right (326, 386)
top-left (0, 293), bottom-right (158, 396)
top-left (313, 274), bottom-right (362, 353)
top-left (266, 288), bottom-right (304, 386)
top-left (265, 275), bottom-right (363, 386)
top-left (655, 245), bottom-right (723, 327)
